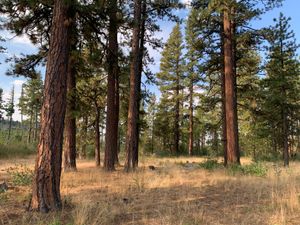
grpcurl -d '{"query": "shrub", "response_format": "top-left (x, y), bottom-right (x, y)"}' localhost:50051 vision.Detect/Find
top-left (199, 159), bottom-right (223, 170)
top-left (7, 164), bottom-right (34, 186)
top-left (227, 162), bottom-right (268, 177)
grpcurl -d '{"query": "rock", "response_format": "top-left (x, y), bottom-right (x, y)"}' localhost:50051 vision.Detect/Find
top-left (148, 165), bottom-right (156, 170)
top-left (0, 182), bottom-right (8, 192)
top-left (122, 198), bottom-right (130, 204)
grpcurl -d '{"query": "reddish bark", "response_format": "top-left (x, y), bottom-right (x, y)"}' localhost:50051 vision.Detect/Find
top-left (63, 57), bottom-right (77, 171)
top-left (29, 0), bottom-right (72, 212)
top-left (104, 0), bottom-right (119, 171)
top-left (223, 6), bottom-right (240, 165)
top-left (124, 0), bottom-right (142, 172)
top-left (95, 108), bottom-right (101, 167)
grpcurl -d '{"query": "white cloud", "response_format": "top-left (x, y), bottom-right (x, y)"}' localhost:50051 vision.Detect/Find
top-left (1, 29), bottom-right (34, 47)
top-left (12, 79), bottom-right (25, 87)
top-left (11, 35), bottom-right (34, 46)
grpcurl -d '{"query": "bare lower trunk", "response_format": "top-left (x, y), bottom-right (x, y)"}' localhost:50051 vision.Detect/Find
top-left (63, 58), bottom-right (77, 171)
top-left (34, 108), bottom-right (38, 142)
top-left (124, 0), bottom-right (142, 172)
top-left (188, 78), bottom-right (194, 156)
top-left (29, 0), bottom-right (72, 212)
top-left (283, 107), bottom-right (289, 166)
top-left (114, 74), bottom-right (120, 165)
top-left (28, 112), bottom-right (33, 143)
top-left (133, 0), bottom-right (146, 168)
top-left (174, 78), bottom-right (180, 155)
top-left (221, 16), bottom-right (227, 165)
top-left (223, 6), bottom-right (240, 166)
top-left (80, 116), bottom-right (88, 159)
top-left (8, 116), bottom-right (12, 140)
top-left (95, 109), bottom-right (101, 167)
top-left (104, 0), bottom-right (119, 171)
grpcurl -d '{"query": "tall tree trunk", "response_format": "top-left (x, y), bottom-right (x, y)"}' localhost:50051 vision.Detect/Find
top-left (280, 33), bottom-right (289, 166)
top-left (8, 115), bottom-right (12, 140)
top-left (201, 132), bottom-right (205, 151)
top-left (174, 71), bottom-right (180, 155)
top-left (20, 85), bottom-right (24, 141)
top-left (283, 109), bottom-right (289, 166)
top-left (114, 74), bottom-right (120, 165)
top-left (34, 107), bottom-right (38, 141)
top-left (27, 112), bottom-right (33, 143)
top-left (188, 77), bottom-right (194, 156)
top-left (80, 116), bottom-right (88, 159)
top-left (29, 0), bottom-right (72, 212)
top-left (124, 0), bottom-right (142, 172)
top-left (63, 58), bottom-right (77, 171)
top-left (104, 0), bottom-right (119, 171)
top-left (133, 0), bottom-right (146, 167)
top-left (95, 108), bottom-right (101, 167)
top-left (223, 5), bottom-right (240, 165)
top-left (221, 15), bottom-right (227, 165)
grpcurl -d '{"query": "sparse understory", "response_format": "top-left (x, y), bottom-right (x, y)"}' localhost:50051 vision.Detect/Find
top-left (0, 156), bottom-right (300, 225)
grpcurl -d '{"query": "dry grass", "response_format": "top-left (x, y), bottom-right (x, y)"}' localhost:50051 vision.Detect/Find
top-left (0, 156), bottom-right (300, 225)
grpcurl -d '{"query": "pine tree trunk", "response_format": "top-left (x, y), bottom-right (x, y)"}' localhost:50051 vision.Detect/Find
top-left (283, 109), bottom-right (289, 166)
top-left (174, 72), bottom-right (180, 155)
top-left (34, 107), bottom-right (39, 141)
top-left (27, 112), bottom-right (33, 143)
top-left (188, 77), bottom-right (194, 156)
top-left (80, 115), bottom-right (88, 159)
top-left (95, 108), bottom-right (101, 167)
top-left (133, 0), bottom-right (146, 168)
top-left (201, 132), bottom-right (205, 151)
top-left (124, 0), bottom-right (142, 172)
top-left (104, 0), bottom-right (119, 171)
top-left (29, 0), bottom-right (72, 212)
top-left (223, 6), bottom-right (240, 165)
top-left (114, 73), bottom-right (120, 165)
top-left (221, 16), bottom-right (227, 165)
top-left (63, 58), bottom-right (77, 171)
top-left (8, 116), bottom-right (12, 140)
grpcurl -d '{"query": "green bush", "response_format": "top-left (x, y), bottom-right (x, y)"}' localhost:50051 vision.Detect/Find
top-left (227, 162), bottom-right (268, 177)
top-left (199, 159), bottom-right (223, 170)
top-left (7, 164), bottom-right (34, 186)
top-left (0, 142), bottom-right (36, 158)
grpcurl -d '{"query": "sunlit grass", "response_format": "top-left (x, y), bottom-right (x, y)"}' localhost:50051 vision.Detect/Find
top-left (0, 156), bottom-right (300, 225)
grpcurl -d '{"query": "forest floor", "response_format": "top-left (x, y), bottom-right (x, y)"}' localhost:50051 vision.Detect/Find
top-left (0, 155), bottom-right (300, 225)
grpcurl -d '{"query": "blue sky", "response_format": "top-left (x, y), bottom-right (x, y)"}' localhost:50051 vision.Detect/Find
top-left (0, 0), bottom-right (299, 120)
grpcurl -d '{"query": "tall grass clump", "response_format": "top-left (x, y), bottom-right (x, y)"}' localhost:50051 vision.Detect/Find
top-left (198, 159), bottom-right (223, 170)
top-left (227, 162), bottom-right (268, 177)
top-left (0, 142), bottom-right (36, 158)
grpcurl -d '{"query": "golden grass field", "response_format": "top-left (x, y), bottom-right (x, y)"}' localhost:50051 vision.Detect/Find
top-left (0, 155), bottom-right (300, 225)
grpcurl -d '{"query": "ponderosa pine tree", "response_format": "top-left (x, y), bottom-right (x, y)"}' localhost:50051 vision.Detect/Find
top-left (261, 13), bottom-right (300, 167)
top-left (77, 69), bottom-right (107, 167)
top-left (104, 0), bottom-right (119, 171)
top-left (18, 74), bottom-right (43, 143)
top-left (63, 21), bottom-right (78, 171)
top-left (236, 50), bottom-right (261, 159)
top-left (190, 0), bottom-right (283, 164)
top-left (29, 0), bottom-right (74, 212)
top-left (157, 23), bottom-right (184, 154)
top-left (222, 0), bottom-right (240, 165)
top-left (124, 0), bottom-right (142, 171)
top-left (185, 9), bottom-right (204, 155)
